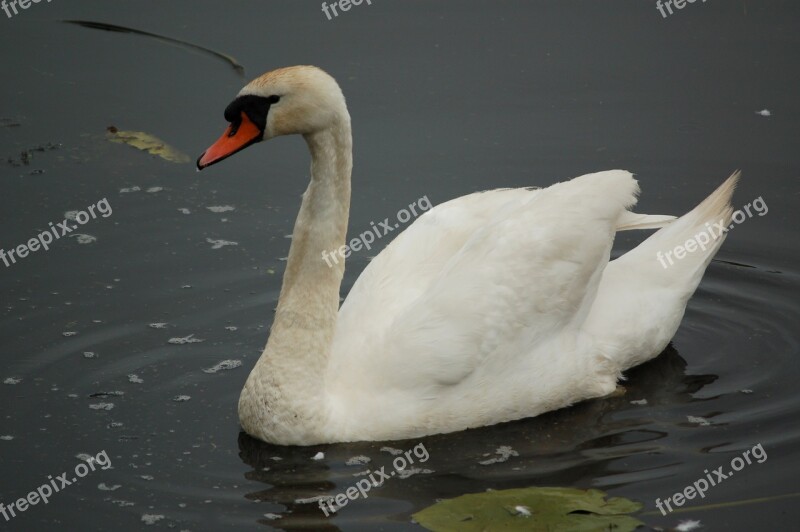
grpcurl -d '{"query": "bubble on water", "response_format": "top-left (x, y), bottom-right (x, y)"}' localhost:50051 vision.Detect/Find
top-left (139, 475), bottom-right (154, 481)
top-left (107, 422), bottom-right (124, 429)
top-left (3, 377), bottom-right (21, 385)
top-left (380, 446), bottom-right (403, 456)
top-left (206, 205), bottom-right (235, 213)
top-left (225, 326), bottom-right (238, 331)
top-left (146, 186), bottom-right (163, 193)
top-left (91, 390), bottom-right (123, 397)
top-left (168, 334), bottom-right (205, 345)
top-left (119, 186), bottom-right (141, 193)
top-left (65, 210), bottom-right (80, 221)
top-left (346, 455), bottom-right (371, 466)
top-left (72, 234), bottom-right (97, 245)
top-left (141, 514), bottom-right (164, 525)
top-left (396, 467), bottom-right (433, 479)
top-left (755, 109), bottom-right (772, 117)
top-left (63, 331), bottom-right (78, 337)
top-left (1, 435), bottom-right (14, 441)
top-left (311, 452), bottom-right (325, 460)
top-left (263, 513), bottom-right (281, 520)
top-left (83, 351), bottom-right (98, 359)
top-left (128, 374), bottom-right (144, 384)
top-left (98, 483), bottom-right (122, 491)
top-left (687, 415), bottom-right (711, 426)
top-left (206, 238), bottom-right (238, 250)
top-left (203, 359), bottom-right (242, 374)
top-left (89, 402), bottom-right (115, 411)
top-left (178, 208), bottom-right (191, 215)
top-left (676, 520), bottom-right (703, 532)
top-left (295, 495), bottom-right (333, 505)
top-left (479, 445), bottom-right (518, 465)
top-left (630, 399), bottom-right (648, 405)
top-left (173, 395), bottom-right (191, 402)
top-left (111, 500), bottom-right (135, 507)
top-left (149, 323), bottom-right (168, 329)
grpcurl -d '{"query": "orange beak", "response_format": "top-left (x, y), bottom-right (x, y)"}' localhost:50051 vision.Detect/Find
top-left (197, 112), bottom-right (263, 170)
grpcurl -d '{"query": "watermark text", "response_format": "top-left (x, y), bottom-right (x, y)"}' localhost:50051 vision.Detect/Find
top-left (0, 450), bottom-right (111, 523)
top-left (657, 196), bottom-right (767, 269)
top-left (322, 195), bottom-right (431, 267)
top-left (2, 0), bottom-right (54, 20)
top-left (656, 0), bottom-right (708, 19)
top-left (318, 442), bottom-right (429, 515)
top-left (0, 198), bottom-right (112, 269)
top-left (655, 443), bottom-right (767, 516)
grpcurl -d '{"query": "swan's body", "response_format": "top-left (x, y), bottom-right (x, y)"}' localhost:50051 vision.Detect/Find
top-left (197, 66), bottom-right (738, 445)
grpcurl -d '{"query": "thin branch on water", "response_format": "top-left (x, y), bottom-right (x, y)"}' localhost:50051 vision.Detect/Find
top-left (62, 20), bottom-right (245, 78)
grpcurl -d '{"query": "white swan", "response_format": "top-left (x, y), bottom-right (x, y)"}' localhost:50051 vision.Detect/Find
top-left (197, 65), bottom-right (738, 446)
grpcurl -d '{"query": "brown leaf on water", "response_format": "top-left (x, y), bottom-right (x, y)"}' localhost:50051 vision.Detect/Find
top-left (107, 129), bottom-right (190, 164)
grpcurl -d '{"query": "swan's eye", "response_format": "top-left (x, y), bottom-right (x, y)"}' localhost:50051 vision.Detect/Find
top-left (223, 94), bottom-right (282, 134)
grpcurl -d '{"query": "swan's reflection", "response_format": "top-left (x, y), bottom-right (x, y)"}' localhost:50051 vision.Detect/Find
top-left (237, 344), bottom-right (716, 530)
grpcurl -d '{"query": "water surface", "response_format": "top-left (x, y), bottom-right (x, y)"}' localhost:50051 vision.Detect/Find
top-left (1, 1), bottom-right (798, 530)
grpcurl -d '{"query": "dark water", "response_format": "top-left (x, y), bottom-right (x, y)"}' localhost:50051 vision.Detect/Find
top-left (1, 1), bottom-right (798, 530)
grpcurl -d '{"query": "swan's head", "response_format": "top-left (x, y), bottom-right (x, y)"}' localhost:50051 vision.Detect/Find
top-left (197, 65), bottom-right (347, 170)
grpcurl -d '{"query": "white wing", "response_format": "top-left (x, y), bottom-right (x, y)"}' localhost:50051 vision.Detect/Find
top-left (328, 171), bottom-right (641, 396)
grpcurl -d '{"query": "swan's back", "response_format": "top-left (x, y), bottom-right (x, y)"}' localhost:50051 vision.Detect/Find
top-left (325, 171), bottom-right (649, 438)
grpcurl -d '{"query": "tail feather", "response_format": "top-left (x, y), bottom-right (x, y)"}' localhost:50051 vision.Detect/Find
top-left (617, 211), bottom-right (677, 231)
top-left (630, 170), bottom-right (739, 283)
top-left (583, 171), bottom-right (740, 372)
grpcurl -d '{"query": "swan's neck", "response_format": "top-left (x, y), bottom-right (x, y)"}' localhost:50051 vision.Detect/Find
top-left (239, 117), bottom-right (352, 444)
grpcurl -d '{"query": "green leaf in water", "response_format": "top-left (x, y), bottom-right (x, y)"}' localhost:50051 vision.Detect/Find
top-left (107, 127), bottom-right (190, 164)
top-left (413, 486), bottom-right (644, 532)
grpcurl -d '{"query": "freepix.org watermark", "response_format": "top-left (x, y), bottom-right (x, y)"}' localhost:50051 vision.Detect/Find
top-left (318, 442), bottom-right (429, 516)
top-left (0, 198), bottom-right (112, 268)
top-left (656, 0), bottom-right (707, 19)
top-left (321, 0), bottom-right (372, 21)
top-left (1, 0), bottom-right (53, 19)
top-left (321, 195), bottom-right (431, 267)
top-left (656, 196), bottom-right (767, 269)
top-left (0, 450), bottom-right (112, 523)
top-left (655, 443), bottom-right (767, 516)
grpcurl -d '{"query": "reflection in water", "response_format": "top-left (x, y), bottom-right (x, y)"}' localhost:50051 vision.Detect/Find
top-left (237, 345), bottom-right (716, 529)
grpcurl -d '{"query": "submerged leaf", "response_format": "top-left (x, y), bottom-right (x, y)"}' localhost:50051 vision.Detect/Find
top-left (413, 486), bottom-right (643, 532)
top-left (107, 128), bottom-right (190, 163)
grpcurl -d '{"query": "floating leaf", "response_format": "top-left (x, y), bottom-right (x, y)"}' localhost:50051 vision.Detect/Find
top-left (107, 128), bottom-right (190, 163)
top-left (413, 486), bottom-right (643, 532)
